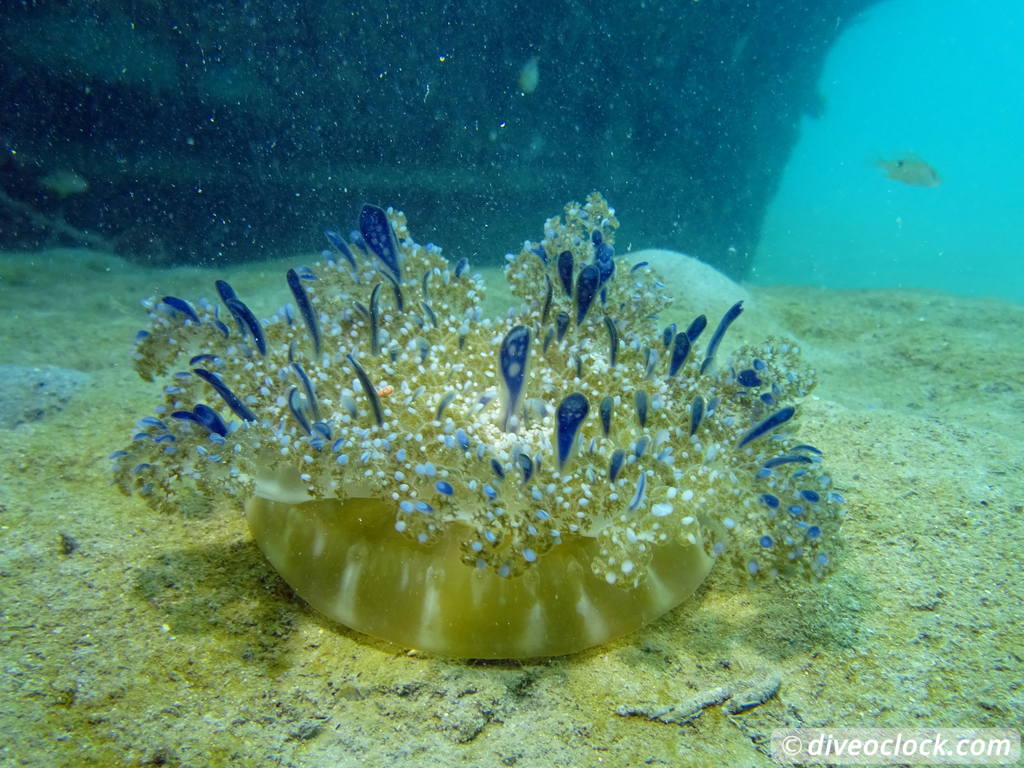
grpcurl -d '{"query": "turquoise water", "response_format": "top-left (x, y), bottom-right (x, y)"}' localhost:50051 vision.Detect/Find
top-left (755, 0), bottom-right (1024, 300)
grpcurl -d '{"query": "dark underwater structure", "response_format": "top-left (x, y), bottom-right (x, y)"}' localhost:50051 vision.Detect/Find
top-left (0, 0), bottom-right (881, 276)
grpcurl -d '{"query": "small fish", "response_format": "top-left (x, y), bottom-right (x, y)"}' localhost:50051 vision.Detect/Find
top-left (517, 56), bottom-right (540, 94)
top-left (39, 169), bottom-right (88, 198)
top-left (875, 153), bottom-right (941, 187)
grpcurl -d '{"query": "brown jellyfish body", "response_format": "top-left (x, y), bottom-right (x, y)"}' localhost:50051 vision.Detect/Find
top-left (114, 194), bottom-right (843, 658)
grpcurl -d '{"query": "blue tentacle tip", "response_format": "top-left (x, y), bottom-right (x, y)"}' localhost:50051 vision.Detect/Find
top-left (555, 392), bottom-right (589, 469)
top-left (358, 204), bottom-right (402, 282)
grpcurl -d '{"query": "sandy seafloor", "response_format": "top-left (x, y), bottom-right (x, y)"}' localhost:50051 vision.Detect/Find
top-left (0, 243), bottom-right (1021, 768)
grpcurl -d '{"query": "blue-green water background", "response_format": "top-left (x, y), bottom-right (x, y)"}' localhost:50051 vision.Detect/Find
top-left (1, 0), bottom-right (1020, 298)
top-left (755, 0), bottom-right (1024, 301)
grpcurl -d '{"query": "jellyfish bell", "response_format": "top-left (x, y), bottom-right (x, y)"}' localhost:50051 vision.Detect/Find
top-left (114, 194), bottom-right (843, 658)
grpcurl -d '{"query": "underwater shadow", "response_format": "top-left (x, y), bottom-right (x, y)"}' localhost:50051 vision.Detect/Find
top-left (131, 537), bottom-right (370, 674)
